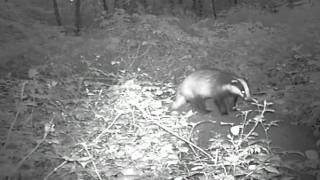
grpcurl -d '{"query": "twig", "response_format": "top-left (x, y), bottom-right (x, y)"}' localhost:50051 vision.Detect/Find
top-left (243, 120), bottom-right (259, 142)
top-left (153, 120), bottom-right (213, 160)
top-left (128, 45), bottom-right (151, 69)
top-left (10, 115), bottom-right (55, 178)
top-left (2, 110), bottom-right (20, 152)
top-left (239, 111), bottom-right (249, 138)
top-left (80, 143), bottom-right (102, 180)
top-left (134, 104), bottom-right (214, 160)
top-left (88, 67), bottom-right (117, 78)
top-left (243, 100), bottom-right (269, 142)
top-left (93, 112), bottom-right (123, 142)
top-left (43, 160), bottom-right (68, 180)
top-left (20, 81), bottom-right (27, 100)
top-left (2, 81), bottom-right (27, 152)
top-left (188, 120), bottom-right (217, 158)
top-left (214, 149), bottom-right (219, 165)
top-left (190, 120), bottom-right (217, 139)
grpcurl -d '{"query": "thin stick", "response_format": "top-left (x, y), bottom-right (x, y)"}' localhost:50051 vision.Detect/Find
top-left (2, 81), bottom-right (27, 152)
top-left (134, 105), bottom-right (214, 160)
top-left (43, 160), bottom-right (68, 180)
top-left (81, 143), bottom-right (102, 180)
top-left (93, 113), bottom-right (123, 142)
top-left (153, 120), bottom-right (213, 160)
top-left (10, 116), bottom-right (54, 178)
top-left (2, 111), bottom-right (20, 152)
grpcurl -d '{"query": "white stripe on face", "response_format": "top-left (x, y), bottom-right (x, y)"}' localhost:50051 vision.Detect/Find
top-left (172, 93), bottom-right (187, 109)
top-left (236, 78), bottom-right (250, 98)
top-left (221, 84), bottom-right (243, 97)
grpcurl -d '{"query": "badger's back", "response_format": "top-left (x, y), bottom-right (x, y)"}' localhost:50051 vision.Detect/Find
top-left (180, 69), bottom-right (236, 99)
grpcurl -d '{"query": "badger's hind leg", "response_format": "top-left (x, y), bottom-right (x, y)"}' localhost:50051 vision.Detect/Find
top-left (191, 96), bottom-right (211, 113)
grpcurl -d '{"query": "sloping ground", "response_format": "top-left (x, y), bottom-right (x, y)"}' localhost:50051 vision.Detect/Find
top-left (0, 0), bottom-right (320, 179)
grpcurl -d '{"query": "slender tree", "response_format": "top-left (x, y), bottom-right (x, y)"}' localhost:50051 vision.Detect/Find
top-left (75, 0), bottom-right (81, 35)
top-left (211, 0), bottom-right (217, 18)
top-left (141, 0), bottom-right (147, 9)
top-left (169, 0), bottom-right (175, 12)
top-left (52, 0), bottom-right (62, 26)
top-left (101, 0), bottom-right (108, 12)
top-left (114, 0), bottom-right (120, 9)
top-left (197, 0), bottom-right (203, 17)
top-left (192, 0), bottom-right (197, 12)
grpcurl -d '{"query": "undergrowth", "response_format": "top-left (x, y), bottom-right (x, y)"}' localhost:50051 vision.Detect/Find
top-left (1, 63), bottom-right (319, 180)
top-left (1, 1), bottom-right (320, 179)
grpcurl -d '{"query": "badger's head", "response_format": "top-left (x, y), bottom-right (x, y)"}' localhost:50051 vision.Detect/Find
top-left (171, 92), bottom-right (186, 110)
top-left (234, 78), bottom-right (251, 100)
top-left (171, 85), bottom-right (188, 110)
top-left (222, 78), bottom-right (251, 100)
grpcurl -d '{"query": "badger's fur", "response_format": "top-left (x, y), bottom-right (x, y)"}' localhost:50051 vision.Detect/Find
top-left (172, 69), bottom-right (251, 115)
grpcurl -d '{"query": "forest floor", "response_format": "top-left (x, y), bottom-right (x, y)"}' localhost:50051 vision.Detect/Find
top-left (0, 0), bottom-right (320, 179)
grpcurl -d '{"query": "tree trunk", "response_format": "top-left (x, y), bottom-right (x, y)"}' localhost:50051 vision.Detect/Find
top-left (211, 0), bottom-right (217, 18)
top-left (75, 0), bottom-right (81, 35)
top-left (101, 0), bottom-right (108, 12)
top-left (141, 0), bottom-right (147, 9)
top-left (52, 0), bottom-right (62, 26)
top-left (192, 0), bottom-right (197, 12)
top-left (169, 0), bottom-right (175, 11)
top-left (114, 0), bottom-right (120, 9)
top-left (197, 0), bottom-right (203, 17)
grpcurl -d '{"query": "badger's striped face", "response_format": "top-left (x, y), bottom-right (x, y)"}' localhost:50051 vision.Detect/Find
top-left (235, 78), bottom-right (250, 99)
top-left (225, 78), bottom-right (251, 99)
top-left (171, 88), bottom-right (187, 110)
top-left (171, 94), bottom-right (187, 109)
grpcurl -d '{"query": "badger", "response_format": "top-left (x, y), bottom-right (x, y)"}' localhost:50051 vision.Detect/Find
top-left (171, 69), bottom-right (251, 115)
